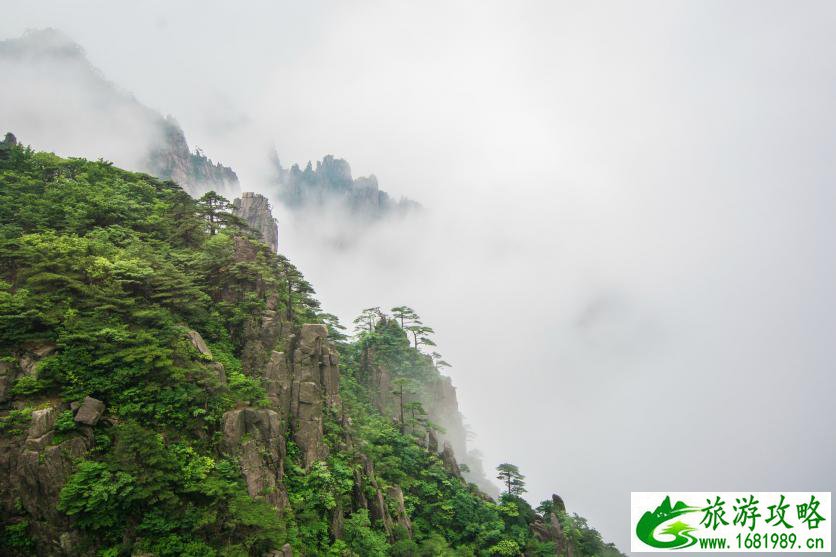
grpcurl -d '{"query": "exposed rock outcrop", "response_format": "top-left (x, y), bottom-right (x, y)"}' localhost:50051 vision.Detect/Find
top-left (233, 192), bottom-right (279, 253)
top-left (0, 131), bottom-right (17, 160)
top-left (224, 237), bottom-right (288, 376)
top-left (440, 441), bottom-right (462, 477)
top-left (73, 396), bottom-right (104, 426)
top-left (427, 429), bottom-right (439, 453)
top-left (285, 324), bottom-right (340, 468)
top-left (353, 455), bottom-right (394, 539)
top-left (220, 407), bottom-right (288, 510)
top-left (387, 485), bottom-right (413, 538)
top-left (0, 401), bottom-right (94, 556)
top-left (425, 373), bottom-right (499, 497)
top-left (1, 343), bottom-right (58, 409)
top-left (186, 329), bottom-right (213, 357)
top-left (272, 153), bottom-right (420, 220)
top-left (529, 494), bottom-right (573, 557)
top-left (0, 361), bottom-right (14, 408)
top-left (146, 118), bottom-right (241, 198)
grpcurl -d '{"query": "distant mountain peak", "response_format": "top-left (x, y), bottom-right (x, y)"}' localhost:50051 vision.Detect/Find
top-left (0, 29), bottom-right (240, 199)
top-left (272, 150), bottom-right (421, 219)
top-left (7, 28), bottom-right (84, 58)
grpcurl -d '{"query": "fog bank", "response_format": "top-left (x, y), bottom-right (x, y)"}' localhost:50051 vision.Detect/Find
top-left (3, 1), bottom-right (836, 551)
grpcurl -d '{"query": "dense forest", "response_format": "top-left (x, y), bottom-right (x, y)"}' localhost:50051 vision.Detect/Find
top-left (0, 135), bottom-right (623, 556)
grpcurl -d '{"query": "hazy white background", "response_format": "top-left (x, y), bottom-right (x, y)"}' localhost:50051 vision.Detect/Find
top-left (3, 1), bottom-right (836, 552)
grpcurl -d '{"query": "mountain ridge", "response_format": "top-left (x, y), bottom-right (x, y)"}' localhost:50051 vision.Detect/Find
top-left (0, 136), bottom-right (623, 556)
top-left (0, 28), bottom-right (240, 198)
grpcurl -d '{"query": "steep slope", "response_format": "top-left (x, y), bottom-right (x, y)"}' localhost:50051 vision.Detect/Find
top-left (232, 193), bottom-right (279, 253)
top-left (0, 136), bottom-right (623, 556)
top-left (0, 29), bottom-right (239, 198)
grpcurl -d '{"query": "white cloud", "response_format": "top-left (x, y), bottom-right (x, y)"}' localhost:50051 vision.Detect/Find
top-left (3, 1), bottom-right (835, 550)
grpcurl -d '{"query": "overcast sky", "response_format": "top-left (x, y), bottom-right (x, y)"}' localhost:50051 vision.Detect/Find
top-left (3, 1), bottom-right (836, 552)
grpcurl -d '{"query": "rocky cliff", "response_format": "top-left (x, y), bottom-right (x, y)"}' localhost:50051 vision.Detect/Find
top-left (233, 192), bottom-right (279, 253)
top-left (272, 152), bottom-right (420, 220)
top-left (0, 141), bottom-right (623, 556)
top-left (359, 339), bottom-right (499, 497)
top-left (146, 117), bottom-right (241, 199)
top-left (0, 29), bottom-right (240, 199)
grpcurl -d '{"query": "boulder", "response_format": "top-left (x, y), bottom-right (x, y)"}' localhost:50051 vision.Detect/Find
top-left (28, 406), bottom-right (57, 438)
top-left (186, 330), bottom-right (212, 358)
top-left (6, 433), bottom-right (94, 551)
top-left (17, 343), bottom-right (57, 376)
top-left (73, 396), bottom-right (105, 426)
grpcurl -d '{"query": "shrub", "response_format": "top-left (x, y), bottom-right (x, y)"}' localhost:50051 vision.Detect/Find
top-left (54, 410), bottom-right (77, 433)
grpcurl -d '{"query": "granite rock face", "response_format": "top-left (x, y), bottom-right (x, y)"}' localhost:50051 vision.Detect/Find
top-left (0, 400), bottom-right (94, 556)
top-left (260, 324), bottom-right (340, 469)
top-left (147, 119), bottom-right (241, 198)
top-left (220, 407), bottom-right (288, 510)
top-left (232, 192), bottom-right (279, 253)
top-left (186, 329), bottom-right (213, 357)
top-left (72, 397), bottom-right (105, 426)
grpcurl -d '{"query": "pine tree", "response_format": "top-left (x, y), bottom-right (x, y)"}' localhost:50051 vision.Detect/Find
top-left (496, 463), bottom-right (527, 496)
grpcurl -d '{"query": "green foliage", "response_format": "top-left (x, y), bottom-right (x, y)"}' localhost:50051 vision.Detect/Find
top-left (342, 509), bottom-right (388, 556)
top-left (8, 375), bottom-right (47, 396)
top-left (496, 463), bottom-right (527, 496)
top-left (58, 423), bottom-right (285, 553)
top-left (283, 450), bottom-right (354, 553)
top-left (559, 512), bottom-right (625, 557)
top-left (0, 520), bottom-right (35, 554)
top-left (488, 538), bottom-right (521, 556)
top-left (54, 409), bottom-right (77, 433)
top-left (57, 460), bottom-right (138, 531)
top-left (0, 145), bottom-right (623, 557)
top-left (0, 146), bottom-right (291, 554)
top-left (0, 407), bottom-right (32, 436)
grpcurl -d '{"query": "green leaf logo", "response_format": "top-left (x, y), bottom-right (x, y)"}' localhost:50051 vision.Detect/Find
top-left (636, 496), bottom-right (700, 549)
